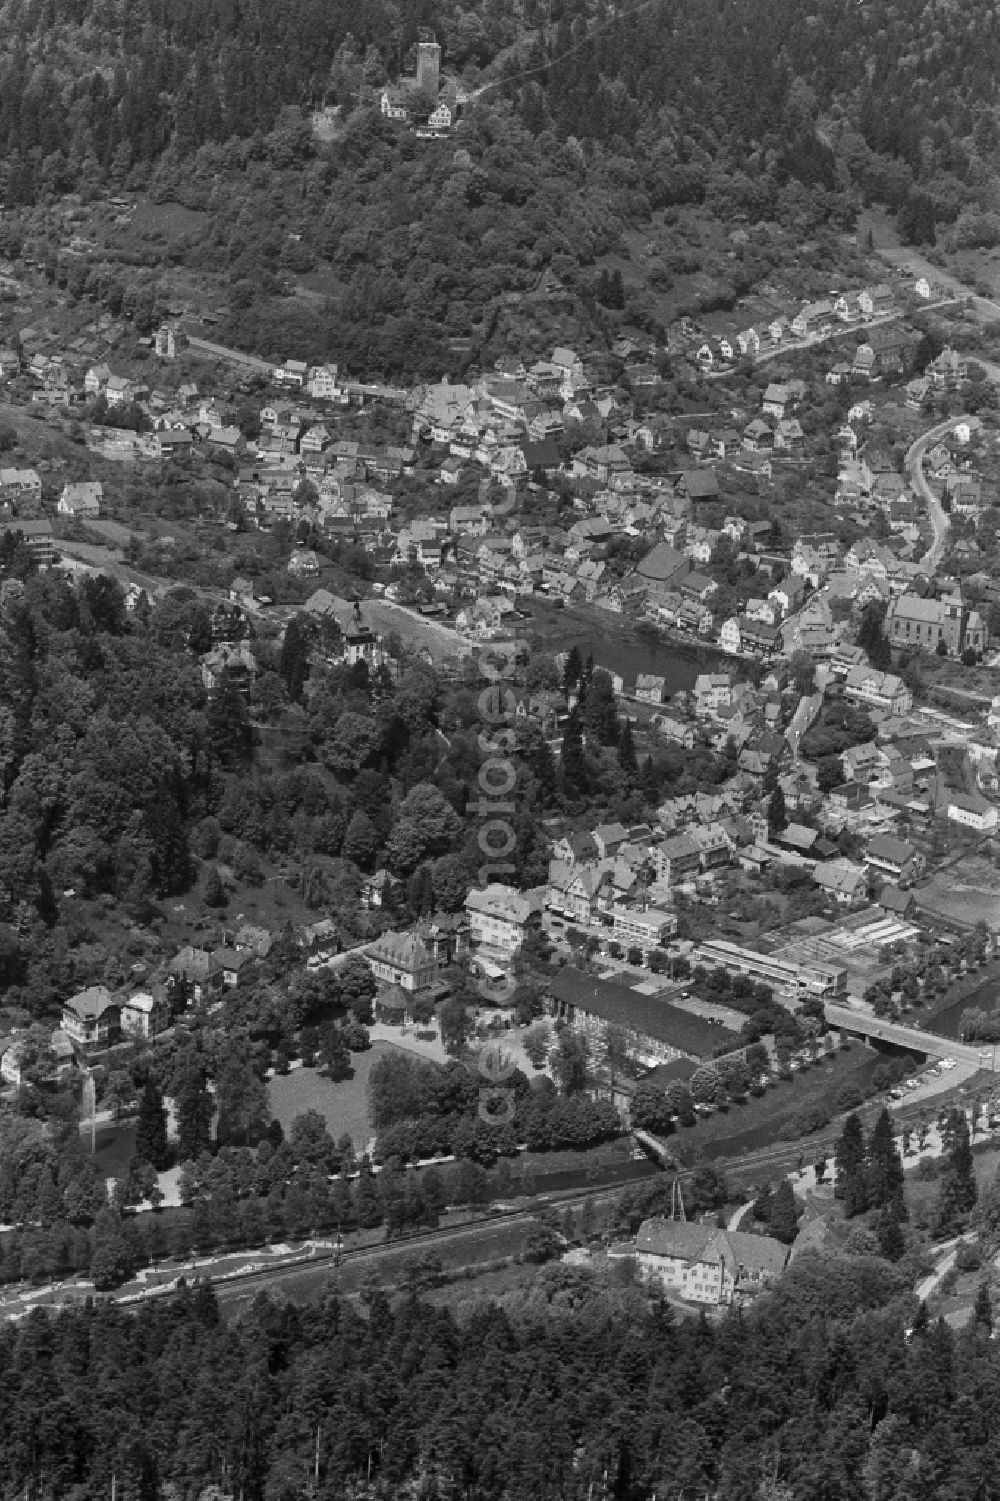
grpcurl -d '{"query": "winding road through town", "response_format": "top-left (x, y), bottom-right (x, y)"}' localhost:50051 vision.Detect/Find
top-left (904, 413), bottom-right (964, 573)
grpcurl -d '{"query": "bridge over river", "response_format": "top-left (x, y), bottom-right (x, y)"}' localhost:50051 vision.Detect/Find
top-left (823, 1002), bottom-right (981, 1066)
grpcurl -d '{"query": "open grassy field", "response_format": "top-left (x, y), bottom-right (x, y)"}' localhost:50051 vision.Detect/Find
top-left (919, 860), bottom-right (1000, 928)
top-left (268, 1041), bottom-right (420, 1153)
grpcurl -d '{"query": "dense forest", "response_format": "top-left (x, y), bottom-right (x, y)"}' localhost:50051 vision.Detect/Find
top-left (4, 0), bottom-right (1000, 373)
top-left (2, 1256), bottom-right (1000, 1501)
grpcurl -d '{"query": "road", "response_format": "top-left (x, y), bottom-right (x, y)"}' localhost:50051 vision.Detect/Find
top-left (915, 1233), bottom-right (976, 1303)
top-left (904, 414), bottom-right (964, 572)
top-left (785, 691), bottom-right (823, 761)
top-left (704, 300), bottom-right (960, 376)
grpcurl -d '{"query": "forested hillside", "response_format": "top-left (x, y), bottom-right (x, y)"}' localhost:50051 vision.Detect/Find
top-left (4, 0), bottom-right (1000, 375)
top-left (1, 1257), bottom-right (999, 1500)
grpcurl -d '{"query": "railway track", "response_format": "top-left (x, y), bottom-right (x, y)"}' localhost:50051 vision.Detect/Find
top-left (93, 1181), bottom-right (639, 1312)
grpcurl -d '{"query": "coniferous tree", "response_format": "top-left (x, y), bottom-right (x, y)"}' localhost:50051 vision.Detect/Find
top-left (934, 1107), bottom-right (977, 1236)
top-left (135, 1082), bottom-right (170, 1170)
top-left (866, 1107), bottom-right (904, 1210)
top-left (973, 1277), bottom-right (993, 1333)
top-left (874, 1203), bottom-right (905, 1262)
top-left (834, 1112), bottom-right (868, 1218)
top-left (618, 717), bottom-right (637, 774)
top-left (531, 734), bottom-right (557, 805)
top-left (767, 783), bottom-right (787, 837)
top-left (560, 706), bottom-right (587, 795)
top-left (174, 1064), bottom-right (214, 1162)
top-left (279, 614), bottom-right (311, 702)
top-left (769, 1180), bottom-right (799, 1244)
top-left (562, 646), bottom-right (582, 693)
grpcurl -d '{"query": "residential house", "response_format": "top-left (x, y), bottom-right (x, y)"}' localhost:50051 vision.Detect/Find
top-left (762, 383), bottom-right (790, 420)
top-left (843, 665), bottom-right (913, 716)
top-left (169, 946), bottom-right (222, 1001)
top-left (742, 418), bottom-right (774, 452)
top-left (711, 427), bottom-right (742, 461)
top-left (681, 571), bottom-right (718, 604)
top-left (718, 615), bottom-right (743, 655)
top-left (653, 831), bottom-right (702, 887)
top-left (693, 673), bottom-right (733, 716)
top-left (154, 324), bottom-right (185, 359)
top-left (0, 518), bottom-right (56, 565)
top-left (208, 426), bottom-right (243, 455)
top-left (678, 469), bottom-right (720, 504)
top-left (774, 418), bottom-right (804, 451)
top-left (0, 468), bottom-right (42, 507)
top-left (946, 794), bottom-right (999, 834)
top-left (105, 375), bottom-right (138, 408)
top-left (813, 859), bottom-right (868, 907)
top-left (739, 619), bottom-right (781, 656)
top-left (61, 986), bottom-right (121, 1049)
top-left (155, 430), bottom-right (193, 459)
top-left (864, 835), bottom-right (924, 887)
top-left (520, 438), bottom-right (561, 474)
top-left (636, 542), bottom-right (688, 602)
top-left (212, 948), bottom-right (255, 988)
top-left (307, 364), bottom-right (341, 401)
top-left (551, 832), bottom-right (599, 867)
top-left (867, 323), bottom-right (914, 375)
top-left (833, 293), bottom-right (863, 323)
top-left (301, 423), bottom-right (333, 456)
top-left (791, 300), bottom-right (833, 338)
top-left (853, 343), bottom-right (876, 380)
top-left (768, 576), bottom-right (805, 617)
top-left (879, 884), bottom-right (917, 918)
top-left (121, 989), bottom-right (172, 1040)
top-left (366, 931), bottom-right (438, 992)
top-left (234, 925), bottom-right (274, 957)
top-left (57, 480), bottom-right (102, 518)
top-left (547, 861), bottom-right (605, 925)
top-left (744, 597), bottom-right (779, 627)
top-left (653, 713), bottom-right (696, 749)
top-left (287, 548), bottom-right (321, 576)
top-left (201, 641), bottom-right (256, 695)
top-left (275, 359), bottom-right (309, 388)
top-left (592, 822), bottom-right (630, 860)
top-left (841, 741), bottom-right (884, 784)
top-left (466, 884), bottom-right (543, 965)
top-left (729, 444), bottom-right (774, 480)
top-left (84, 363), bottom-right (111, 397)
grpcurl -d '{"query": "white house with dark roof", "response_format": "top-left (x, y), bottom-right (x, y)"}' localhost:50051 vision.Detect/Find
top-left (58, 481), bottom-right (103, 518)
top-left (365, 931), bottom-right (438, 992)
top-left (465, 884), bottom-right (543, 964)
top-left (61, 986), bottom-right (121, 1048)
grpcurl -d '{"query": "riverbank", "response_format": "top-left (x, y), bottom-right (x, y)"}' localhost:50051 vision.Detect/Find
top-left (923, 961), bottom-right (1000, 1041)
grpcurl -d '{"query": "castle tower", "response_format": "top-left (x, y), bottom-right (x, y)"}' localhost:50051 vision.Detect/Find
top-left (416, 41), bottom-right (441, 101)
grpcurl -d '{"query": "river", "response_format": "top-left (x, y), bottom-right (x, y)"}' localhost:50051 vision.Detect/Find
top-left (926, 976), bottom-right (1000, 1041)
top-left (523, 600), bottom-right (726, 697)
